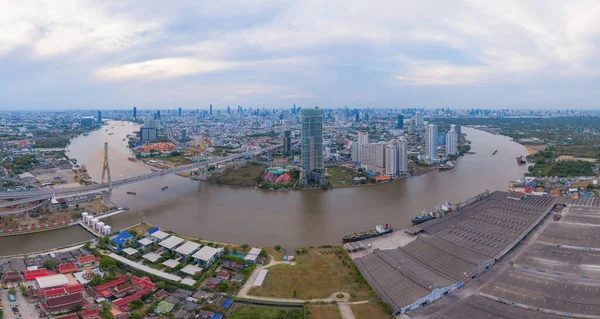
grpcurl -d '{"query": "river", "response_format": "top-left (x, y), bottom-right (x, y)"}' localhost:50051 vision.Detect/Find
top-left (0, 121), bottom-right (529, 256)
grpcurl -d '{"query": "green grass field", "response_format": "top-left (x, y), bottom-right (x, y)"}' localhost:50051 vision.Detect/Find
top-left (228, 305), bottom-right (304, 319)
top-left (248, 248), bottom-right (373, 300)
top-left (209, 164), bottom-right (265, 187)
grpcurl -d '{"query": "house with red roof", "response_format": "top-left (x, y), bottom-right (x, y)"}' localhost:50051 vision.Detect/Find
top-left (40, 292), bottom-right (85, 314)
top-left (77, 255), bottom-right (97, 266)
top-left (58, 262), bottom-right (79, 274)
top-left (53, 314), bottom-right (79, 319)
top-left (113, 288), bottom-right (151, 311)
top-left (131, 276), bottom-right (155, 290)
top-left (81, 308), bottom-right (100, 319)
top-left (24, 268), bottom-right (52, 280)
top-left (94, 275), bottom-right (127, 292)
top-left (109, 283), bottom-right (135, 298)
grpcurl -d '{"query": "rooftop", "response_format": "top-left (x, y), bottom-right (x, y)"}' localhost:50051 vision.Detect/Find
top-left (108, 253), bottom-right (182, 282)
top-left (180, 264), bottom-right (203, 276)
top-left (36, 274), bottom-right (70, 289)
top-left (159, 236), bottom-right (185, 249)
top-left (174, 241), bottom-right (201, 255)
top-left (142, 252), bottom-right (161, 263)
top-left (192, 246), bottom-right (223, 261)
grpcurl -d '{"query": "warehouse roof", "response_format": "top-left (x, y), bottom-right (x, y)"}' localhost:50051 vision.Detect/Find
top-left (159, 236), bottom-right (185, 249)
top-left (175, 241), bottom-right (201, 256)
top-left (36, 274), bottom-right (70, 289)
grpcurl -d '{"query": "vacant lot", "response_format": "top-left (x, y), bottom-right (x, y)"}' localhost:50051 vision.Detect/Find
top-left (351, 302), bottom-right (393, 319)
top-left (248, 248), bottom-right (373, 300)
top-left (327, 166), bottom-right (368, 188)
top-left (209, 163), bottom-right (264, 187)
top-left (228, 305), bottom-right (304, 319)
top-left (308, 304), bottom-right (341, 319)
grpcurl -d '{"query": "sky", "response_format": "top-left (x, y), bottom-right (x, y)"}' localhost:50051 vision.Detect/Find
top-left (2, 0), bottom-right (600, 110)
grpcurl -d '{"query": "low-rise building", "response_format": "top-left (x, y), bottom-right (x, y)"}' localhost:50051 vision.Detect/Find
top-left (192, 246), bottom-right (223, 266)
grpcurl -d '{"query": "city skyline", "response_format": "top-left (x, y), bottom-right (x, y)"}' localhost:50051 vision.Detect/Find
top-left (3, 1), bottom-right (600, 109)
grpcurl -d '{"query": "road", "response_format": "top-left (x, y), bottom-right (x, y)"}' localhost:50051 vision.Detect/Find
top-left (0, 141), bottom-right (297, 206)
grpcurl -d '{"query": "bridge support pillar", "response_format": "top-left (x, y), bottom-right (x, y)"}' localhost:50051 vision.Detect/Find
top-left (102, 189), bottom-right (112, 207)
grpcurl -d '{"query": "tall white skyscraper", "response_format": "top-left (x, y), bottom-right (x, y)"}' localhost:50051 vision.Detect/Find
top-left (425, 124), bottom-right (438, 159)
top-left (415, 112), bottom-right (424, 127)
top-left (446, 125), bottom-right (458, 155)
top-left (398, 137), bottom-right (408, 175)
top-left (357, 131), bottom-right (369, 163)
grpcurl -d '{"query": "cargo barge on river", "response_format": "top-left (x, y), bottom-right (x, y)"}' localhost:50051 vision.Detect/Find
top-left (342, 224), bottom-right (392, 243)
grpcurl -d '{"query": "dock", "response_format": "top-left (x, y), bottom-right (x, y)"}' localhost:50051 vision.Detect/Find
top-left (77, 208), bottom-right (126, 237)
top-left (77, 220), bottom-right (103, 237)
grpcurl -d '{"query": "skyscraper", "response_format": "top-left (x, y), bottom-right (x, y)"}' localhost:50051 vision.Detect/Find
top-left (209, 104), bottom-right (213, 116)
top-left (385, 143), bottom-right (398, 177)
top-left (301, 108), bottom-right (324, 180)
top-left (133, 107), bottom-right (137, 120)
top-left (415, 111), bottom-right (424, 127)
top-left (178, 107), bottom-right (182, 117)
top-left (157, 110), bottom-right (161, 120)
top-left (409, 117), bottom-right (416, 133)
top-left (426, 124), bottom-right (438, 159)
top-left (357, 131), bottom-right (368, 163)
top-left (283, 130), bottom-right (292, 154)
top-left (397, 115), bottom-right (404, 129)
top-left (398, 136), bottom-right (408, 175)
top-left (97, 110), bottom-right (102, 123)
top-left (446, 125), bottom-right (458, 155)
top-left (227, 106), bottom-right (231, 114)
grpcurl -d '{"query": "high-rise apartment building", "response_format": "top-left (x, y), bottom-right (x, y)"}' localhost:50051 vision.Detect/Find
top-left (361, 142), bottom-right (386, 175)
top-left (385, 143), bottom-right (398, 177)
top-left (425, 124), bottom-right (438, 159)
top-left (301, 108), bottom-right (324, 179)
top-left (446, 125), bottom-right (458, 155)
top-left (133, 107), bottom-right (137, 120)
top-left (397, 115), bottom-right (404, 129)
top-left (415, 112), bottom-right (424, 127)
top-left (97, 111), bottom-right (102, 124)
top-left (409, 117), bottom-right (416, 133)
top-left (357, 131), bottom-right (369, 163)
top-left (398, 136), bottom-right (408, 175)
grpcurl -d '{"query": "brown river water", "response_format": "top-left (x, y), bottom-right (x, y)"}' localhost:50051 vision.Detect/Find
top-left (0, 121), bottom-right (529, 256)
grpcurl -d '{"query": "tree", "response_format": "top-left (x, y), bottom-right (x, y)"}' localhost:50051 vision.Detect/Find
top-left (129, 299), bottom-right (143, 309)
top-left (216, 281), bottom-right (229, 293)
top-left (99, 256), bottom-right (117, 270)
top-left (223, 247), bottom-right (230, 255)
top-left (71, 304), bottom-right (83, 312)
top-left (274, 245), bottom-right (281, 251)
top-left (241, 244), bottom-right (249, 250)
top-left (43, 260), bottom-right (57, 269)
top-left (259, 249), bottom-right (268, 258)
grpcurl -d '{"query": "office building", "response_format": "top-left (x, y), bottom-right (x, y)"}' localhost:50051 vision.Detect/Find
top-left (157, 110), bottom-right (161, 120)
top-left (408, 117), bottom-right (416, 133)
top-left (80, 117), bottom-right (94, 128)
top-left (351, 141), bottom-right (359, 162)
top-left (178, 108), bottom-right (182, 117)
top-left (181, 127), bottom-right (187, 142)
top-left (227, 106), bottom-right (231, 115)
top-left (133, 107), bottom-right (137, 120)
top-left (301, 108), bottom-right (324, 181)
top-left (425, 124), bottom-right (438, 159)
top-left (357, 131), bottom-right (368, 163)
top-left (446, 125), bottom-right (458, 155)
top-left (283, 130), bottom-right (292, 154)
top-left (209, 104), bottom-right (213, 116)
top-left (397, 115), bottom-right (404, 129)
top-left (97, 111), bottom-right (102, 124)
top-left (140, 128), bottom-right (157, 143)
top-left (265, 119), bottom-right (272, 130)
top-left (415, 112), bottom-right (424, 127)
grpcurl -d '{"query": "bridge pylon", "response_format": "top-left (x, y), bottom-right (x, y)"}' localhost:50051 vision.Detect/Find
top-left (101, 137), bottom-right (113, 206)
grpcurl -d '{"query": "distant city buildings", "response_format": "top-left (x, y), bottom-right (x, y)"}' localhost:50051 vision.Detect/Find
top-left (80, 117), bottom-right (94, 128)
top-left (409, 117), bottom-right (416, 133)
top-left (397, 115), bottom-right (404, 129)
top-left (425, 124), bottom-right (438, 159)
top-left (133, 107), bottom-right (137, 120)
top-left (178, 108), bottom-right (182, 117)
top-left (209, 104), bottom-right (213, 116)
top-left (97, 111), bottom-right (102, 124)
top-left (301, 108), bottom-right (324, 183)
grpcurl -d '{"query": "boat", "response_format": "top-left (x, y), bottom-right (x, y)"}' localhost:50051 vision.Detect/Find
top-left (492, 150), bottom-right (498, 155)
top-left (439, 162), bottom-right (454, 171)
top-left (342, 224), bottom-right (393, 243)
top-left (122, 138), bottom-right (126, 141)
top-left (127, 157), bottom-right (138, 162)
top-left (108, 133), bottom-right (114, 135)
top-left (126, 191), bottom-right (137, 195)
top-left (516, 155), bottom-right (527, 165)
top-left (411, 212), bottom-right (436, 225)
top-left (161, 186), bottom-right (168, 190)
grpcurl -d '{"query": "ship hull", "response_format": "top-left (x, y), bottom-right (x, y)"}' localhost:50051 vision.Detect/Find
top-left (411, 216), bottom-right (435, 225)
top-left (342, 229), bottom-right (393, 243)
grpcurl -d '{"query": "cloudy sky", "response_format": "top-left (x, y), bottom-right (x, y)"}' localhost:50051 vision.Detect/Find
top-left (2, 0), bottom-right (600, 110)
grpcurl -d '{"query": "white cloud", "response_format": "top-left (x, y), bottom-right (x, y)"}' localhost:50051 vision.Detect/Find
top-left (95, 58), bottom-right (236, 81)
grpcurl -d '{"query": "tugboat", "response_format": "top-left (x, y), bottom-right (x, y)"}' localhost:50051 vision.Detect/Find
top-left (126, 191), bottom-right (137, 195)
top-left (342, 224), bottom-right (393, 243)
top-left (127, 157), bottom-right (138, 162)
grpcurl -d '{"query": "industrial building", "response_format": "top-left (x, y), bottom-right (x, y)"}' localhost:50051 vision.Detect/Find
top-left (355, 191), bottom-right (557, 315)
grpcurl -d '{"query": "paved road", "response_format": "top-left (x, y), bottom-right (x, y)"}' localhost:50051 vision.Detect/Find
top-left (338, 300), bottom-right (357, 319)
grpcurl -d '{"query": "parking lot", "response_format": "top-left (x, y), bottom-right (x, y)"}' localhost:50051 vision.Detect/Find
top-left (1, 285), bottom-right (44, 319)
